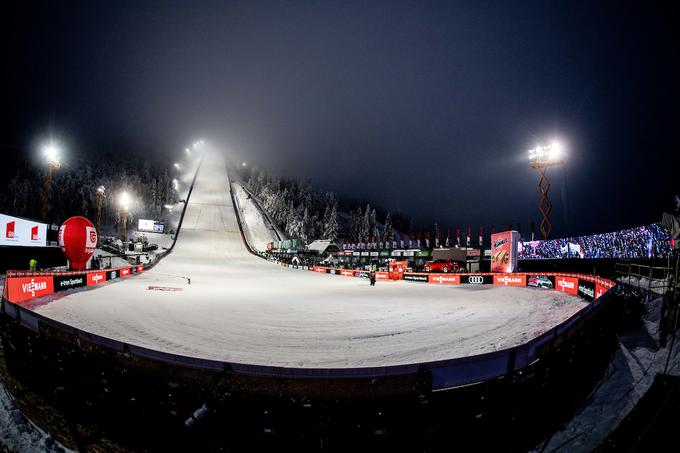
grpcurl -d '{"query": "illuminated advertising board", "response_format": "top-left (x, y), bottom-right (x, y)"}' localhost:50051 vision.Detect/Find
top-left (491, 231), bottom-right (519, 273)
top-left (0, 213), bottom-right (48, 247)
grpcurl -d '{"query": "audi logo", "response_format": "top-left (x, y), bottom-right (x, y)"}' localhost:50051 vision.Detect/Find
top-left (467, 276), bottom-right (485, 284)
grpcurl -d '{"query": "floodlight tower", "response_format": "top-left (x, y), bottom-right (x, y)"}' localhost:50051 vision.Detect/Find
top-left (41, 144), bottom-right (62, 221)
top-left (528, 141), bottom-right (564, 240)
top-left (119, 191), bottom-right (130, 244)
top-left (96, 186), bottom-right (106, 241)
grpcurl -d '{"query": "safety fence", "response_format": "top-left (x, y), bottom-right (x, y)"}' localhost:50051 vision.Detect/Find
top-left (2, 265), bottom-right (144, 303)
top-left (1, 264), bottom-right (615, 391)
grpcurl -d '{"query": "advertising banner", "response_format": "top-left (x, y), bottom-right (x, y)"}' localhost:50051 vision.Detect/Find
top-left (578, 280), bottom-right (596, 301)
top-left (0, 213), bottom-right (48, 247)
top-left (54, 274), bottom-right (87, 292)
top-left (490, 231), bottom-right (519, 273)
top-left (428, 274), bottom-right (460, 284)
top-left (403, 273), bottom-right (428, 282)
top-left (106, 269), bottom-right (120, 281)
top-left (340, 270), bottom-right (355, 277)
top-left (595, 283), bottom-right (608, 299)
top-left (460, 274), bottom-right (494, 285)
top-left (527, 275), bottom-right (555, 289)
top-left (376, 271), bottom-right (389, 280)
top-left (138, 219), bottom-right (155, 231)
top-left (120, 267), bottom-right (131, 277)
top-left (312, 267), bottom-right (328, 273)
top-left (87, 271), bottom-right (106, 286)
top-left (555, 276), bottom-right (579, 295)
top-left (493, 274), bottom-right (526, 286)
top-left (6, 276), bottom-right (54, 302)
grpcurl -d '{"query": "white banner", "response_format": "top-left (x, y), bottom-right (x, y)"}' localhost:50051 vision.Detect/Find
top-left (0, 213), bottom-right (48, 247)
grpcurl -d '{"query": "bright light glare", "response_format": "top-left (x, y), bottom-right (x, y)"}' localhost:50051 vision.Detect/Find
top-left (97, 185), bottom-right (106, 195)
top-left (242, 162), bottom-right (247, 167)
top-left (43, 144), bottom-right (61, 167)
top-left (119, 192), bottom-right (130, 209)
top-left (174, 163), bottom-right (181, 169)
top-left (528, 140), bottom-right (565, 164)
top-left (185, 148), bottom-right (191, 154)
top-left (163, 204), bottom-right (173, 210)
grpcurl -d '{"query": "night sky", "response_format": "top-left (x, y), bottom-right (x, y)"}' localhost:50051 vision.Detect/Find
top-left (4, 0), bottom-right (679, 237)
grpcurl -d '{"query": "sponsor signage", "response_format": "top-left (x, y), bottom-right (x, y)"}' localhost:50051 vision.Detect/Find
top-left (0, 213), bottom-right (48, 247)
top-left (352, 251), bottom-right (361, 256)
top-left (147, 286), bottom-right (183, 291)
top-left (379, 251), bottom-right (391, 257)
top-left (490, 231), bottom-right (519, 273)
top-left (428, 274), bottom-right (460, 285)
top-left (6, 276), bottom-right (54, 302)
top-left (120, 267), bottom-right (131, 277)
top-left (461, 274), bottom-right (494, 285)
top-left (376, 271), bottom-right (389, 280)
top-left (370, 251), bottom-right (379, 257)
top-left (527, 275), bottom-right (555, 289)
top-left (595, 283), bottom-right (608, 299)
top-left (136, 265), bottom-right (144, 273)
top-left (356, 271), bottom-right (369, 278)
top-left (312, 267), bottom-right (328, 273)
top-left (106, 269), bottom-right (119, 281)
top-left (87, 271), bottom-right (106, 286)
top-left (404, 273), bottom-right (428, 282)
top-left (555, 276), bottom-right (578, 295)
top-left (138, 219), bottom-right (155, 231)
top-left (54, 274), bottom-right (86, 292)
top-left (578, 280), bottom-right (596, 301)
top-left (360, 251), bottom-right (369, 256)
top-left (493, 274), bottom-right (526, 287)
top-left (340, 270), bottom-right (355, 277)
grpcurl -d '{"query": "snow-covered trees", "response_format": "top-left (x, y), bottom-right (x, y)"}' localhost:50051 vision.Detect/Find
top-left (0, 158), bottom-right (177, 229)
top-left (247, 170), bottom-right (339, 244)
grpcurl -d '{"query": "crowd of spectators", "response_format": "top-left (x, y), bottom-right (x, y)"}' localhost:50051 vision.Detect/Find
top-left (518, 224), bottom-right (672, 260)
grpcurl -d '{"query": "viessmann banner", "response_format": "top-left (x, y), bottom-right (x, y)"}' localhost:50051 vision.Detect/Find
top-left (0, 213), bottom-right (48, 247)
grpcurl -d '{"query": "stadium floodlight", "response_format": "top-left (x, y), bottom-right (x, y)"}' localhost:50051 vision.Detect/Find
top-left (43, 144), bottom-right (62, 169)
top-left (185, 148), bottom-right (191, 154)
top-left (40, 142), bottom-right (62, 221)
top-left (173, 178), bottom-right (179, 190)
top-left (242, 161), bottom-right (247, 167)
top-left (119, 191), bottom-right (130, 211)
top-left (163, 204), bottom-right (173, 210)
top-left (174, 162), bottom-right (181, 169)
top-left (118, 191), bottom-right (131, 243)
top-left (528, 140), bottom-right (566, 240)
top-left (95, 186), bottom-right (106, 242)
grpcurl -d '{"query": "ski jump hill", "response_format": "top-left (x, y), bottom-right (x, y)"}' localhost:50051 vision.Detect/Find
top-left (1, 149), bottom-right (616, 396)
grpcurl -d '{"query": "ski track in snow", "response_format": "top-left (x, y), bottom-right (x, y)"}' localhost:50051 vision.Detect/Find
top-left (28, 150), bottom-right (587, 369)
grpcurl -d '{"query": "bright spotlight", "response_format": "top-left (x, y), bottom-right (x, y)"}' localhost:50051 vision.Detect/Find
top-left (185, 148), bottom-right (191, 154)
top-left (43, 144), bottom-right (61, 168)
top-left (174, 162), bottom-right (181, 169)
top-left (119, 191), bottom-right (130, 209)
top-left (97, 185), bottom-right (106, 195)
top-left (242, 162), bottom-right (247, 167)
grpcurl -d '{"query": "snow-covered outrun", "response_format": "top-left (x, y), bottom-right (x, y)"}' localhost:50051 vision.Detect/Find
top-left (28, 149), bottom-right (586, 368)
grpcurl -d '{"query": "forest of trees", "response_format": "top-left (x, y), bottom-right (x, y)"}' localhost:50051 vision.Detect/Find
top-left (244, 169), bottom-right (412, 245)
top-left (0, 157), bottom-right (177, 233)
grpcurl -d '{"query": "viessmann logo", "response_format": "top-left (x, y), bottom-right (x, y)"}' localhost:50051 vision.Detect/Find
top-left (22, 278), bottom-right (47, 297)
top-left (496, 276), bottom-right (522, 285)
top-left (431, 275), bottom-right (458, 284)
top-left (557, 279), bottom-right (575, 290)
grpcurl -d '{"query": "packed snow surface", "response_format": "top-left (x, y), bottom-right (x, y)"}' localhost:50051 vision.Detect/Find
top-left (28, 150), bottom-right (586, 368)
top-left (232, 183), bottom-right (279, 251)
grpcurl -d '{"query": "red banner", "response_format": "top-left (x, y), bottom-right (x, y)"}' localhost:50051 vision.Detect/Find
top-left (493, 274), bottom-right (526, 286)
top-left (120, 267), bottom-right (131, 277)
top-left (555, 276), bottom-right (578, 295)
top-left (428, 274), bottom-right (460, 284)
top-left (376, 271), bottom-right (389, 280)
top-left (6, 276), bottom-right (54, 302)
top-left (87, 271), bottom-right (106, 286)
top-left (340, 270), bottom-right (355, 277)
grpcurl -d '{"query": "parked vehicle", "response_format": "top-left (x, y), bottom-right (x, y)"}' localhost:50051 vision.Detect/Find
top-left (423, 259), bottom-right (464, 273)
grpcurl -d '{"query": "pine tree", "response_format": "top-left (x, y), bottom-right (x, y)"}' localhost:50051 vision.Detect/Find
top-left (322, 202), bottom-right (338, 242)
top-left (383, 212), bottom-right (393, 242)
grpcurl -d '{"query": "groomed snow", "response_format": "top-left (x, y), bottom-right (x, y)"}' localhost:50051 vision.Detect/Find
top-left (232, 183), bottom-right (279, 251)
top-left (28, 149), bottom-right (587, 368)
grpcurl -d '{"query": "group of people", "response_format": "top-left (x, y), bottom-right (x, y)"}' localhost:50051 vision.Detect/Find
top-left (519, 224), bottom-right (672, 260)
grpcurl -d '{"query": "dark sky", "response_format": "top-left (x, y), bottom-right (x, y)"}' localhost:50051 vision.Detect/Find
top-left (4, 0), bottom-right (679, 237)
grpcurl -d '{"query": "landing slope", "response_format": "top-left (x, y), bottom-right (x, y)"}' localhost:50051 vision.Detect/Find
top-left (31, 150), bottom-right (586, 368)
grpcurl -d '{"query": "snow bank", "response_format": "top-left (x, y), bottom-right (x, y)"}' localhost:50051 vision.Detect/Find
top-left (0, 382), bottom-right (71, 453)
top-left (536, 294), bottom-right (680, 452)
top-left (232, 183), bottom-right (279, 251)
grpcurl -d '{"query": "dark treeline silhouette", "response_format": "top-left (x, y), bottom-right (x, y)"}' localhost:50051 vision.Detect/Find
top-left (0, 156), bottom-right (177, 231)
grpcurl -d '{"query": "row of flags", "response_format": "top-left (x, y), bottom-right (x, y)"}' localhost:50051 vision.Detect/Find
top-left (342, 223), bottom-right (538, 250)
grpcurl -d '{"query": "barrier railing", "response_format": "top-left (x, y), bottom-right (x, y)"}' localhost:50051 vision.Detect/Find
top-left (1, 265), bottom-right (615, 390)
